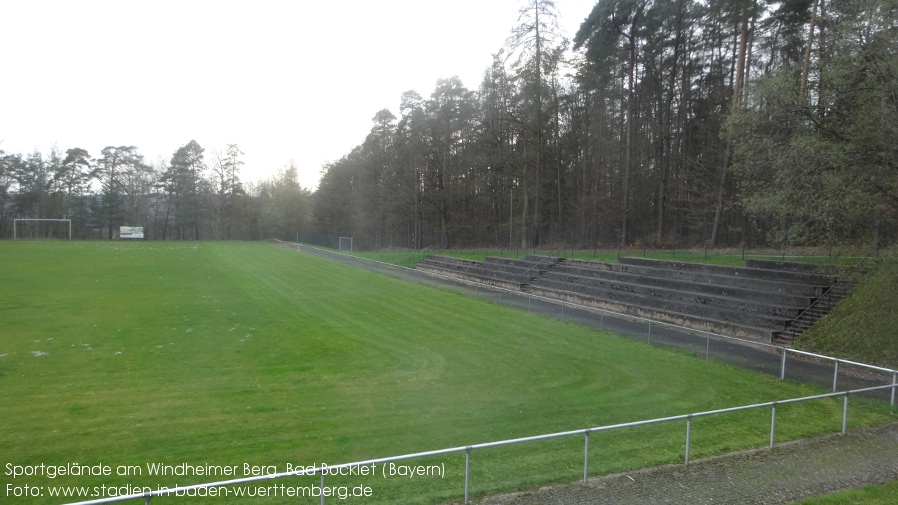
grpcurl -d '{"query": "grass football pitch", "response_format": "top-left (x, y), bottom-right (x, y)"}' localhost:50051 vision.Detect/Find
top-left (0, 241), bottom-right (891, 504)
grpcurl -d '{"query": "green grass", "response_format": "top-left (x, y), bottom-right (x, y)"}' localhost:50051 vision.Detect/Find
top-left (798, 257), bottom-right (898, 369)
top-left (797, 480), bottom-right (898, 504)
top-left (1, 241), bottom-right (892, 504)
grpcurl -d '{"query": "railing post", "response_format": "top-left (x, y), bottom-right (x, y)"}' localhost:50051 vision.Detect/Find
top-left (770, 403), bottom-right (777, 448)
top-left (464, 447), bottom-right (471, 504)
top-left (583, 431), bottom-right (590, 482)
top-left (647, 321), bottom-right (652, 344)
top-left (600, 312), bottom-right (605, 331)
top-left (833, 359), bottom-right (840, 392)
top-left (685, 416), bottom-right (692, 465)
top-left (321, 471), bottom-right (326, 505)
top-left (705, 332), bottom-right (711, 360)
top-left (842, 393), bottom-right (850, 435)
top-left (780, 348), bottom-right (788, 380)
top-left (891, 372), bottom-right (898, 407)
top-left (145, 495), bottom-right (152, 505)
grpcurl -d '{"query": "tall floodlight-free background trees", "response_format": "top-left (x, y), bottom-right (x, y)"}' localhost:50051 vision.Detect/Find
top-left (0, 139), bottom-right (314, 241)
top-left (308, 0), bottom-right (897, 251)
top-left (2, 0), bottom-right (896, 249)
top-left (728, 0), bottom-right (898, 247)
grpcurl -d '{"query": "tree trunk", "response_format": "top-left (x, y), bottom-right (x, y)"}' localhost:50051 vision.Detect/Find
top-left (532, 2), bottom-right (543, 248)
top-left (621, 30), bottom-right (636, 248)
top-left (657, 0), bottom-right (687, 245)
top-left (554, 76), bottom-right (562, 241)
top-left (711, 0), bottom-right (751, 247)
top-left (799, 0), bottom-right (819, 100)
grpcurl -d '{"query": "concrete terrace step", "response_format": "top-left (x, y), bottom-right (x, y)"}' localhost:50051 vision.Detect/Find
top-left (415, 254), bottom-right (850, 345)
top-left (615, 260), bottom-right (827, 296)
top-left (523, 254), bottom-right (562, 266)
top-left (416, 266), bottom-right (526, 291)
top-left (417, 255), bottom-right (534, 290)
top-left (745, 258), bottom-right (838, 273)
top-left (417, 255), bottom-right (557, 286)
top-left (524, 281), bottom-right (789, 336)
top-left (524, 283), bottom-right (778, 341)
top-left (531, 275), bottom-right (803, 320)
top-left (483, 256), bottom-right (544, 267)
top-left (481, 256), bottom-right (546, 277)
top-left (548, 262), bottom-right (814, 308)
top-left (619, 257), bottom-right (835, 289)
top-left (418, 255), bottom-right (482, 269)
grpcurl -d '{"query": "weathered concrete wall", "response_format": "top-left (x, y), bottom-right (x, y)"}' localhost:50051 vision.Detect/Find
top-left (524, 283), bottom-right (777, 341)
top-left (417, 255), bottom-right (526, 290)
top-left (550, 264), bottom-right (814, 305)
top-left (745, 258), bottom-right (838, 274)
top-left (619, 257), bottom-right (834, 287)
top-left (530, 278), bottom-right (790, 329)
top-left (416, 254), bottom-right (835, 344)
top-left (534, 276), bottom-right (802, 318)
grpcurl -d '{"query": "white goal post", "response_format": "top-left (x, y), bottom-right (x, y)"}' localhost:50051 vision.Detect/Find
top-left (338, 236), bottom-right (353, 252)
top-left (13, 219), bottom-right (72, 240)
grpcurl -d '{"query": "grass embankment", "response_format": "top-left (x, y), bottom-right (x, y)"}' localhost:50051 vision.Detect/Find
top-left (0, 242), bottom-right (892, 504)
top-left (799, 480), bottom-right (898, 504)
top-left (798, 255), bottom-right (898, 370)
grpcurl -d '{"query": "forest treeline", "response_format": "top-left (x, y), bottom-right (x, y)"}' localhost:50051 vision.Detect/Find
top-left (2, 0), bottom-right (897, 250)
top-left (0, 142), bottom-right (309, 241)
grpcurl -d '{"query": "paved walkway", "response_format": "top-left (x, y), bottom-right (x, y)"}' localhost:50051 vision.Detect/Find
top-left (468, 421), bottom-right (898, 504)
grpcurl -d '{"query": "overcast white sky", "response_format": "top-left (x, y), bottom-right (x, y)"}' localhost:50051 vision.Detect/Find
top-left (1, 0), bottom-right (596, 190)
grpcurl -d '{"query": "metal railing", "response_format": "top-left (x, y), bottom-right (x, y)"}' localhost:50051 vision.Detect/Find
top-left (517, 247), bottom-right (561, 285)
top-left (782, 252), bottom-right (877, 342)
top-left (62, 382), bottom-right (898, 505)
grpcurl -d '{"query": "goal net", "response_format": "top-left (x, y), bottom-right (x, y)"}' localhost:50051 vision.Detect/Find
top-left (338, 236), bottom-right (353, 252)
top-left (14, 219), bottom-right (72, 239)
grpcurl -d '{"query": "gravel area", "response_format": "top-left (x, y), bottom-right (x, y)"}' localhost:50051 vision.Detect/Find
top-left (467, 421), bottom-right (898, 504)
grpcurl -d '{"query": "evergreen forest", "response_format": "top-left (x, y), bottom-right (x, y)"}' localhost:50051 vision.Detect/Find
top-left (2, 0), bottom-right (896, 252)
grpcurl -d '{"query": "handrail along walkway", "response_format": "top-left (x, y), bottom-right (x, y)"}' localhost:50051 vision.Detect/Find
top-left (518, 247), bottom-right (562, 285)
top-left (783, 250), bottom-right (877, 341)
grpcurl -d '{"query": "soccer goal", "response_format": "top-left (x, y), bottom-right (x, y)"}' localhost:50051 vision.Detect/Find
top-left (13, 219), bottom-right (72, 239)
top-left (338, 236), bottom-right (353, 252)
